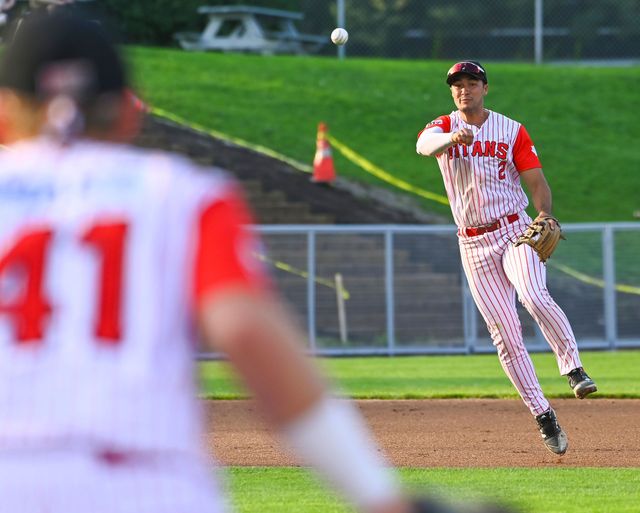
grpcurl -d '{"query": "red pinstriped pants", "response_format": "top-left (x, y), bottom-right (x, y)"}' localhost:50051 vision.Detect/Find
top-left (459, 213), bottom-right (582, 416)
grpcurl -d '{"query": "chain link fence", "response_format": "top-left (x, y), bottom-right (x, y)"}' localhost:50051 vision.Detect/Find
top-left (299, 0), bottom-right (640, 63)
top-left (227, 223), bottom-right (640, 357)
top-left (4, 0), bottom-right (636, 62)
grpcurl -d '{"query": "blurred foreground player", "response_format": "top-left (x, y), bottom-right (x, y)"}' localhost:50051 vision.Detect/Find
top-left (0, 13), bottom-right (512, 513)
top-left (0, 11), bottom-right (411, 513)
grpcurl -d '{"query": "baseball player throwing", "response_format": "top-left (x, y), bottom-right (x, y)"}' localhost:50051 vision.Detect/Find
top-left (416, 61), bottom-right (597, 455)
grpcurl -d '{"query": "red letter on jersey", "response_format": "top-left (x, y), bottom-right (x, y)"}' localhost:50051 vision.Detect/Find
top-left (1, 222), bottom-right (129, 345)
top-left (0, 228), bottom-right (53, 343)
top-left (82, 221), bottom-right (128, 343)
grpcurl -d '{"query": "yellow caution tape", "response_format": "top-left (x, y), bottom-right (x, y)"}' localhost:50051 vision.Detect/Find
top-left (150, 107), bottom-right (313, 173)
top-left (256, 254), bottom-right (350, 300)
top-left (152, 107), bottom-right (448, 207)
top-left (548, 261), bottom-right (640, 296)
top-left (327, 134), bottom-right (450, 206)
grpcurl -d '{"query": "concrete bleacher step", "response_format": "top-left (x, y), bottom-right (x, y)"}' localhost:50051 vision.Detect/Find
top-left (262, 244), bottom-right (438, 268)
top-left (241, 179), bottom-right (264, 197)
top-left (247, 191), bottom-right (288, 208)
top-left (260, 236), bottom-right (464, 340)
top-left (393, 273), bottom-right (460, 287)
top-left (277, 273), bottom-right (462, 306)
top-left (275, 270), bottom-right (458, 288)
top-left (315, 299), bottom-right (463, 317)
top-left (235, 179), bottom-right (338, 224)
top-left (136, 115), bottom-right (429, 225)
top-left (260, 210), bottom-right (335, 224)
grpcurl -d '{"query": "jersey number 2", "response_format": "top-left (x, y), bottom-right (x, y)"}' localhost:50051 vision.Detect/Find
top-left (0, 222), bottom-right (128, 344)
top-left (498, 160), bottom-right (507, 180)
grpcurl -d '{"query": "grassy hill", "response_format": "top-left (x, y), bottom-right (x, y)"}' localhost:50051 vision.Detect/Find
top-left (129, 47), bottom-right (640, 222)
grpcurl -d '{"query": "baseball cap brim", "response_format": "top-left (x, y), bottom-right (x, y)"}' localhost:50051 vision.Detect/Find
top-left (446, 61), bottom-right (488, 85)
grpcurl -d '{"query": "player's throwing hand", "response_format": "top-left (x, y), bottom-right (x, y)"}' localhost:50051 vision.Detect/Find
top-left (451, 127), bottom-right (474, 145)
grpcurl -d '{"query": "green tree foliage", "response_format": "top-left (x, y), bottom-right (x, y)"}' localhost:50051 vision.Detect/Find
top-left (330, 0), bottom-right (536, 59)
top-left (99, 0), bottom-right (203, 44)
top-left (543, 0), bottom-right (640, 59)
top-left (308, 0), bottom-right (639, 61)
top-left (97, 0), bottom-right (639, 58)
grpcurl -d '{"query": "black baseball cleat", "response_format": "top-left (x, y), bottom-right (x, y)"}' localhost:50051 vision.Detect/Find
top-left (566, 367), bottom-right (598, 399)
top-left (535, 408), bottom-right (568, 455)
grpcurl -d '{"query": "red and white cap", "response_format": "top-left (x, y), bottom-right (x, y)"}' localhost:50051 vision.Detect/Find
top-left (446, 61), bottom-right (488, 85)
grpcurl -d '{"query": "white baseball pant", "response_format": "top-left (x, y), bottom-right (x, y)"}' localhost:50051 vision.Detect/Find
top-left (0, 449), bottom-right (227, 513)
top-left (459, 213), bottom-right (582, 416)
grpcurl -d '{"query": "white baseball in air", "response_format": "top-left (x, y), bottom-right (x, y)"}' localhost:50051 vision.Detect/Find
top-left (331, 28), bottom-right (349, 46)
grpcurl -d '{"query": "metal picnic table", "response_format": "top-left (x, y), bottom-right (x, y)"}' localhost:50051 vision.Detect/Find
top-left (175, 5), bottom-right (326, 55)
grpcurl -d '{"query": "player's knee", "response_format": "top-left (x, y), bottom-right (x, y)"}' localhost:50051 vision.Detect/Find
top-left (518, 292), bottom-right (550, 314)
top-left (487, 324), bottom-right (528, 360)
top-left (493, 339), bottom-right (527, 362)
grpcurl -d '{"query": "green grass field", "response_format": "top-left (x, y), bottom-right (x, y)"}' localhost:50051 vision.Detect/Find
top-left (129, 48), bottom-right (640, 222)
top-left (226, 467), bottom-right (640, 513)
top-left (199, 350), bottom-right (640, 399)
top-left (206, 351), bottom-right (639, 513)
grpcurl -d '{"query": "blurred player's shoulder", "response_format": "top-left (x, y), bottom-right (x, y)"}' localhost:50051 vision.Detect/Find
top-left (0, 137), bottom-right (235, 193)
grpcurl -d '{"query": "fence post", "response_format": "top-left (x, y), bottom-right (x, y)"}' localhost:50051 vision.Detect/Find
top-left (385, 230), bottom-right (395, 355)
top-left (307, 230), bottom-right (317, 352)
top-left (534, 0), bottom-right (543, 64)
top-left (602, 225), bottom-right (617, 349)
top-left (335, 273), bottom-right (348, 344)
top-left (461, 269), bottom-right (477, 354)
top-left (337, 0), bottom-right (346, 60)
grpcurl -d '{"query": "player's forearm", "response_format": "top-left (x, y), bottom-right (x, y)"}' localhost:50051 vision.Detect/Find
top-left (531, 188), bottom-right (552, 216)
top-left (199, 291), bottom-right (408, 513)
top-left (416, 130), bottom-right (454, 156)
top-left (284, 395), bottom-right (408, 512)
top-left (528, 177), bottom-right (552, 215)
top-left (199, 291), bottom-right (325, 423)
top-left (522, 169), bottom-right (553, 215)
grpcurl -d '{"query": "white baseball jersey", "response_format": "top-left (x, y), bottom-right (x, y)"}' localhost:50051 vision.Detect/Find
top-left (0, 137), bottom-right (267, 512)
top-left (418, 110), bottom-right (541, 228)
top-left (417, 110), bottom-right (583, 418)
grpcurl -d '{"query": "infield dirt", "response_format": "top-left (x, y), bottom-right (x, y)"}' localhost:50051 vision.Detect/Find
top-left (204, 399), bottom-right (640, 467)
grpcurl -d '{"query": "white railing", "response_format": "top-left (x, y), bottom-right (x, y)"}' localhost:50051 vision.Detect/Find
top-left (200, 223), bottom-right (640, 358)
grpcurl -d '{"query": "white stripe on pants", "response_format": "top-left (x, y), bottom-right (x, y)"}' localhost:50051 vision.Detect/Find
top-left (459, 216), bottom-right (582, 416)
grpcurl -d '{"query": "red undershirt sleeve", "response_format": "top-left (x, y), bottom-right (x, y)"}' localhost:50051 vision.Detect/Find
top-left (513, 124), bottom-right (542, 172)
top-left (192, 186), bottom-right (271, 307)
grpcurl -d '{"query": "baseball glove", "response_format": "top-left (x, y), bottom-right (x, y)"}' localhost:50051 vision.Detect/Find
top-left (514, 214), bottom-right (565, 263)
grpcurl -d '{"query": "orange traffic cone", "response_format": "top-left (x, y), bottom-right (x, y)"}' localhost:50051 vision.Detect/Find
top-left (312, 122), bottom-right (336, 183)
